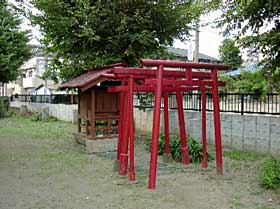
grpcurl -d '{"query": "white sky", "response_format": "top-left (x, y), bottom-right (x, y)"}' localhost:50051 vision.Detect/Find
top-left (174, 11), bottom-right (224, 59)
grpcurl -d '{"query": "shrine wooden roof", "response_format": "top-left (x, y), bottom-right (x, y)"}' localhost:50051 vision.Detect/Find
top-left (60, 63), bottom-right (126, 91)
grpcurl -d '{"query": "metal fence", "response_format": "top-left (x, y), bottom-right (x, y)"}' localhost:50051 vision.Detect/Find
top-left (11, 93), bottom-right (280, 115)
top-left (134, 93), bottom-right (280, 115)
top-left (10, 94), bottom-right (78, 105)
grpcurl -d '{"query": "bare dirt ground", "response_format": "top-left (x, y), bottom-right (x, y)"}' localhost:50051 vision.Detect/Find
top-left (0, 115), bottom-right (279, 209)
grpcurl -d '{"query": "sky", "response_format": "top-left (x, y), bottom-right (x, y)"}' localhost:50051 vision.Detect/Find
top-left (174, 11), bottom-right (224, 59)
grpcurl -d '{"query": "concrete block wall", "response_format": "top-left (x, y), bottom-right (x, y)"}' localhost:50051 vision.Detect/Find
top-left (9, 101), bottom-right (280, 155)
top-left (134, 108), bottom-right (280, 155)
top-left (11, 101), bottom-right (78, 123)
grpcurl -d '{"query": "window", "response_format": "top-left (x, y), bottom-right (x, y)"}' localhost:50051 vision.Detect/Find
top-left (28, 71), bottom-right (33, 77)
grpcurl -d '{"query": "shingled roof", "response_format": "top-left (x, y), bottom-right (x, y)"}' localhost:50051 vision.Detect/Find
top-left (60, 63), bottom-right (125, 91)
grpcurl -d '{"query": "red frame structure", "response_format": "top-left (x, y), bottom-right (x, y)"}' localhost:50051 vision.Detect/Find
top-left (105, 59), bottom-right (229, 189)
top-left (62, 59), bottom-right (229, 189)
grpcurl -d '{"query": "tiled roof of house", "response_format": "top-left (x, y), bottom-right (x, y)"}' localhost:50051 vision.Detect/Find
top-left (167, 47), bottom-right (220, 62)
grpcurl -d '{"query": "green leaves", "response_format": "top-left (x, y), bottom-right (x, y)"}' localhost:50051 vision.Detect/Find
top-left (219, 38), bottom-right (243, 70)
top-left (220, 68), bottom-right (268, 96)
top-left (29, 0), bottom-right (198, 81)
top-left (218, 0), bottom-right (280, 76)
top-left (148, 133), bottom-right (213, 163)
top-left (258, 157), bottom-right (280, 189)
top-left (0, 1), bottom-right (31, 83)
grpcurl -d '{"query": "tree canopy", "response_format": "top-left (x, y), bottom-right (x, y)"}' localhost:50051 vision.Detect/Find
top-left (219, 38), bottom-right (242, 70)
top-left (29, 0), bottom-right (200, 81)
top-left (217, 0), bottom-right (280, 75)
top-left (221, 70), bottom-right (268, 96)
top-left (0, 0), bottom-right (31, 83)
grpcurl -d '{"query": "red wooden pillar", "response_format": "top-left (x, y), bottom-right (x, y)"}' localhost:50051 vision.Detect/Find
top-left (201, 88), bottom-right (208, 168)
top-left (163, 92), bottom-right (170, 156)
top-left (211, 69), bottom-right (223, 175)
top-left (128, 76), bottom-right (135, 181)
top-left (117, 80), bottom-right (125, 161)
top-left (148, 64), bottom-right (164, 190)
top-left (175, 91), bottom-right (190, 165)
top-left (77, 89), bottom-right (81, 133)
top-left (119, 91), bottom-right (130, 176)
top-left (90, 90), bottom-right (96, 140)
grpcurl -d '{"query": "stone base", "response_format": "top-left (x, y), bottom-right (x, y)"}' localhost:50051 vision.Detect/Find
top-left (74, 133), bottom-right (117, 154)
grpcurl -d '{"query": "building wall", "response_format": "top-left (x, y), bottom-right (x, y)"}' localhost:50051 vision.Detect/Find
top-left (134, 108), bottom-right (280, 155)
top-left (7, 54), bottom-right (51, 96)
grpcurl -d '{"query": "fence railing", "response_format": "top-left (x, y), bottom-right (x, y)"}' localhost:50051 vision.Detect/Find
top-left (10, 94), bottom-right (78, 105)
top-left (134, 93), bottom-right (280, 115)
top-left (11, 93), bottom-right (280, 115)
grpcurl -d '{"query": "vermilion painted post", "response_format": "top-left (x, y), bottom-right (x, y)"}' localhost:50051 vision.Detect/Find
top-left (163, 92), bottom-right (170, 156)
top-left (201, 88), bottom-right (208, 168)
top-left (211, 69), bottom-right (223, 175)
top-left (117, 81), bottom-right (125, 161)
top-left (148, 64), bottom-right (164, 190)
top-left (119, 91), bottom-right (129, 176)
top-left (175, 91), bottom-right (190, 165)
top-left (77, 89), bottom-right (81, 133)
top-left (128, 76), bottom-right (135, 181)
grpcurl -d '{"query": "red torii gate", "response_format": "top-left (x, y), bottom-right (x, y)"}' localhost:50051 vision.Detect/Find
top-left (106, 59), bottom-right (229, 189)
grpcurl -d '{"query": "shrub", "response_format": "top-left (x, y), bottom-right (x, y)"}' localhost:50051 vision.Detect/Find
top-left (258, 157), bottom-right (280, 189)
top-left (147, 133), bottom-right (213, 163)
top-left (30, 113), bottom-right (42, 122)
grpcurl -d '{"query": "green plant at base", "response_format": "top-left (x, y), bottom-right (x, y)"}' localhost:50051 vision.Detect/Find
top-left (258, 157), bottom-right (280, 189)
top-left (147, 133), bottom-right (213, 163)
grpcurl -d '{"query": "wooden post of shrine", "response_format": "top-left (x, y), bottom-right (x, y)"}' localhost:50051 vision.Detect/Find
top-left (77, 89), bottom-right (81, 133)
top-left (90, 89), bottom-right (96, 140)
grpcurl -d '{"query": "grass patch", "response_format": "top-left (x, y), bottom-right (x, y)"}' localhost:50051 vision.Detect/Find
top-left (223, 149), bottom-right (264, 161)
top-left (38, 149), bottom-right (91, 176)
top-left (0, 113), bottom-right (90, 176)
top-left (0, 113), bottom-right (76, 140)
top-left (258, 157), bottom-right (280, 189)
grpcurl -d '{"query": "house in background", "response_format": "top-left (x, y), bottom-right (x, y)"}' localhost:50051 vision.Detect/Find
top-left (6, 46), bottom-right (56, 96)
top-left (167, 47), bottom-right (221, 63)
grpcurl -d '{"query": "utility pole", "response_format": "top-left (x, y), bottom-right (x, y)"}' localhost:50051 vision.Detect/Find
top-left (194, 19), bottom-right (200, 62)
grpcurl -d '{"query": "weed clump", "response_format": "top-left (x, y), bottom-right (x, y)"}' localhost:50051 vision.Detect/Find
top-left (258, 157), bottom-right (280, 189)
top-left (30, 112), bottom-right (58, 122)
top-left (147, 133), bottom-right (213, 163)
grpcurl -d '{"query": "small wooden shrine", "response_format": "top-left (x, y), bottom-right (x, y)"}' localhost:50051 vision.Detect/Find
top-left (60, 63), bottom-right (125, 140)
